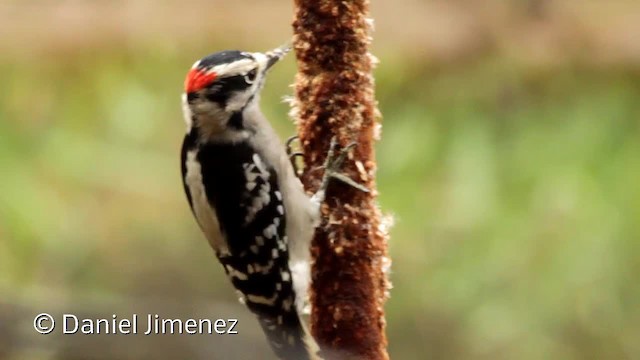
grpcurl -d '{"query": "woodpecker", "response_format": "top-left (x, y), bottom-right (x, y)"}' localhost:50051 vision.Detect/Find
top-left (180, 44), bottom-right (365, 359)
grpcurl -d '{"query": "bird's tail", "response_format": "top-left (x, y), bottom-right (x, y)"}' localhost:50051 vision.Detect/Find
top-left (252, 304), bottom-right (321, 360)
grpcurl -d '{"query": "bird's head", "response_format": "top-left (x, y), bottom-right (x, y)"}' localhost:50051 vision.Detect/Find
top-left (182, 44), bottom-right (290, 137)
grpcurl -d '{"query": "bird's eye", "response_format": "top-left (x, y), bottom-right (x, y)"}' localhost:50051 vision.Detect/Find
top-left (245, 69), bottom-right (258, 83)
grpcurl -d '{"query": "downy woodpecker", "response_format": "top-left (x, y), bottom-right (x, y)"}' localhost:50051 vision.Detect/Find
top-left (180, 44), bottom-right (361, 359)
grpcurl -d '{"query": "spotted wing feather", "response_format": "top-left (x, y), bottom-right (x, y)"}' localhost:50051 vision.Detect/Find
top-left (181, 135), bottom-right (310, 359)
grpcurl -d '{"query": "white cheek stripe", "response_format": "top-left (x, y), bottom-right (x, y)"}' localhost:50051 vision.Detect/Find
top-left (211, 59), bottom-right (255, 78)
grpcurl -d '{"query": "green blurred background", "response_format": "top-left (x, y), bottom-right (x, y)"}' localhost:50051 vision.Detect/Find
top-left (1, 1), bottom-right (639, 359)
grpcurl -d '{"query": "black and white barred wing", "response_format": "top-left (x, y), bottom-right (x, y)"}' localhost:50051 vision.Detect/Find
top-left (181, 139), bottom-right (312, 359)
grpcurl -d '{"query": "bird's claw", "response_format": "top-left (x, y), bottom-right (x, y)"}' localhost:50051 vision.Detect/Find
top-left (286, 135), bottom-right (304, 177)
top-left (314, 137), bottom-right (369, 205)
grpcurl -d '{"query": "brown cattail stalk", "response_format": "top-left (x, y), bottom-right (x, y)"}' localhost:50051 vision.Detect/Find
top-left (291, 1), bottom-right (390, 359)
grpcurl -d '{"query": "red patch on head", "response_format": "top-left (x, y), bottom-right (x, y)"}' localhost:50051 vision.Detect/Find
top-left (184, 68), bottom-right (217, 93)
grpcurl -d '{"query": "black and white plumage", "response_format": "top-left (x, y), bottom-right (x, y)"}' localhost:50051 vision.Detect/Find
top-left (180, 45), bottom-right (321, 360)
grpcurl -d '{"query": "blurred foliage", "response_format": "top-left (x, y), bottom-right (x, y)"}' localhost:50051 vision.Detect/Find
top-left (1, 9), bottom-right (640, 360)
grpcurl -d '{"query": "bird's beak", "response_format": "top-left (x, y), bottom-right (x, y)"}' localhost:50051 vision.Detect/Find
top-left (264, 42), bottom-right (292, 71)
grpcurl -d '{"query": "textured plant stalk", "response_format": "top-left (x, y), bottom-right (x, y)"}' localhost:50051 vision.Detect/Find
top-left (291, 1), bottom-right (390, 359)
